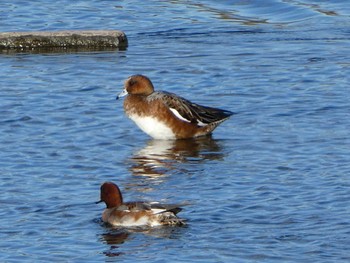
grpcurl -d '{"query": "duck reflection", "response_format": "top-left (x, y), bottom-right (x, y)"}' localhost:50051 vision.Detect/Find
top-left (100, 226), bottom-right (186, 257)
top-left (100, 229), bottom-right (129, 257)
top-left (101, 230), bottom-right (129, 245)
top-left (128, 136), bottom-right (225, 178)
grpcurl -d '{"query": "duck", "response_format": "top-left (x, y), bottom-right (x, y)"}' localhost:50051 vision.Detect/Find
top-left (117, 74), bottom-right (233, 139)
top-left (96, 182), bottom-right (185, 227)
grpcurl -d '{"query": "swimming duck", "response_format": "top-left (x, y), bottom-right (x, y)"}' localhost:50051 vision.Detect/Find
top-left (96, 182), bottom-right (185, 227)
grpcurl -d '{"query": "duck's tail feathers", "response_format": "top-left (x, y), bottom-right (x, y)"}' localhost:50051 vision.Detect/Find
top-left (159, 212), bottom-right (186, 226)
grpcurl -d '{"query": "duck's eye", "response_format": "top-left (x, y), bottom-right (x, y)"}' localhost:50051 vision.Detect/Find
top-left (129, 79), bottom-right (137, 86)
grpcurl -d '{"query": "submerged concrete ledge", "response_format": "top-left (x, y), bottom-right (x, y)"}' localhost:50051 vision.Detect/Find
top-left (0, 30), bottom-right (128, 51)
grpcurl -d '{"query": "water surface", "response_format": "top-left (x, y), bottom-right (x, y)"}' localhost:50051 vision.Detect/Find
top-left (1, 0), bottom-right (350, 262)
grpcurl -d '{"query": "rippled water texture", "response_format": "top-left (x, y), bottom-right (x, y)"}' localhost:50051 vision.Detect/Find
top-left (1, 1), bottom-right (350, 262)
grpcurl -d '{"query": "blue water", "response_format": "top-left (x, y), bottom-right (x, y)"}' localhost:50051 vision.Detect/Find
top-left (1, 0), bottom-right (350, 262)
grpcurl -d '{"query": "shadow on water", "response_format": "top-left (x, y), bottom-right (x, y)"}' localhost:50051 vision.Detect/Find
top-left (127, 136), bottom-right (225, 179)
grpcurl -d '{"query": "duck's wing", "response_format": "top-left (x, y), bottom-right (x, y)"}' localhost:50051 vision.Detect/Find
top-left (123, 201), bottom-right (183, 215)
top-left (150, 91), bottom-right (234, 126)
top-left (122, 201), bottom-right (186, 225)
top-left (148, 202), bottom-right (183, 215)
top-left (122, 202), bottom-right (152, 211)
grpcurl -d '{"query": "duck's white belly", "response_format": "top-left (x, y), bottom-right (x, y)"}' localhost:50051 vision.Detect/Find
top-left (129, 114), bottom-right (176, 140)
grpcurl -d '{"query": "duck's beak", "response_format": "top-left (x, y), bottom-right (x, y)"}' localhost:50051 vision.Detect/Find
top-left (95, 200), bottom-right (103, 204)
top-left (116, 88), bottom-right (128, 100)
